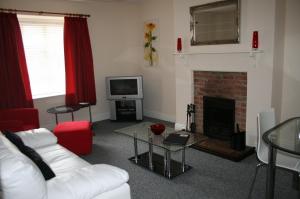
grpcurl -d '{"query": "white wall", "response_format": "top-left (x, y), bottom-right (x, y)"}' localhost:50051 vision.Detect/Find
top-left (139, 0), bottom-right (176, 122)
top-left (173, 0), bottom-right (277, 146)
top-left (0, 0), bottom-right (141, 129)
top-left (280, 0), bottom-right (300, 120)
top-left (271, 0), bottom-right (285, 122)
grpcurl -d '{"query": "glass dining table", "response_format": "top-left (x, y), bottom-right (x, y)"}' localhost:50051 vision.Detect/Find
top-left (263, 117), bottom-right (300, 199)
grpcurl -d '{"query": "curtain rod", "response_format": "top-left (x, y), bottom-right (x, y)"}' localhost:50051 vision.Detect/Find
top-left (0, 8), bottom-right (90, 18)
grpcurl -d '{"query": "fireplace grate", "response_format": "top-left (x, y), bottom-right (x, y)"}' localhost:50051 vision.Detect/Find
top-left (203, 96), bottom-right (235, 140)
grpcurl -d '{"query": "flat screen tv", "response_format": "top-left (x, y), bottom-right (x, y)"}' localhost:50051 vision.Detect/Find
top-left (106, 76), bottom-right (143, 100)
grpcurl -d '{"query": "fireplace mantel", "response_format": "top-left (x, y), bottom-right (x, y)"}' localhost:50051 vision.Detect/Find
top-left (173, 49), bottom-right (264, 56)
top-left (173, 49), bottom-right (264, 68)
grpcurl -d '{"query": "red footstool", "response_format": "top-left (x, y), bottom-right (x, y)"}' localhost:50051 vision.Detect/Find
top-left (53, 121), bottom-right (93, 155)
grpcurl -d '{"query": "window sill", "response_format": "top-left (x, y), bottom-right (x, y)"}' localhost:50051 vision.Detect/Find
top-left (33, 93), bottom-right (65, 100)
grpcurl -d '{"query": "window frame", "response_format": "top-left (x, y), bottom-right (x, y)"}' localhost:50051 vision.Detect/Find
top-left (18, 15), bottom-right (66, 99)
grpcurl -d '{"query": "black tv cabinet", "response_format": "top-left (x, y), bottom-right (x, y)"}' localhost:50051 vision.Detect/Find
top-left (109, 99), bottom-right (143, 121)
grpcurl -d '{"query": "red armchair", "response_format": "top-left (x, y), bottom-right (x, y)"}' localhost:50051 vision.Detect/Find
top-left (0, 108), bottom-right (40, 132)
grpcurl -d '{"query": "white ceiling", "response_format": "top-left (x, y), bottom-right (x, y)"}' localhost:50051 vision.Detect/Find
top-left (66, 0), bottom-right (142, 3)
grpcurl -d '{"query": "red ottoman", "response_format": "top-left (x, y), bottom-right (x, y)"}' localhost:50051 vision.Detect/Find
top-left (53, 121), bottom-right (93, 155)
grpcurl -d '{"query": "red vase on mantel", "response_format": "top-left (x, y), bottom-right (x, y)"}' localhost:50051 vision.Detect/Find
top-left (252, 31), bottom-right (259, 49)
top-left (177, 37), bottom-right (182, 53)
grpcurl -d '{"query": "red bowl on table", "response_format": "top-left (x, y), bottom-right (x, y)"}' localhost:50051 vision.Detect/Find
top-left (150, 123), bottom-right (165, 135)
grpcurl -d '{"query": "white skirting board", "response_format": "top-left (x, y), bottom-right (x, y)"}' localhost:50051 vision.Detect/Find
top-left (143, 110), bottom-right (175, 123)
top-left (175, 123), bottom-right (186, 131)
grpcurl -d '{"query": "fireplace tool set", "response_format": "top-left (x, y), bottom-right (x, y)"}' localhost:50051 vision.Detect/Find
top-left (186, 104), bottom-right (196, 133)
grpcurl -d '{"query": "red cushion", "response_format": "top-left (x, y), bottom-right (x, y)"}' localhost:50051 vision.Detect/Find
top-left (54, 121), bottom-right (91, 133)
top-left (53, 121), bottom-right (92, 155)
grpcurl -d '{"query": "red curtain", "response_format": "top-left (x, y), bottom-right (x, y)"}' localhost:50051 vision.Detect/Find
top-left (0, 13), bottom-right (33, 109)
top-left (64, 17), bottom-right (96, 106)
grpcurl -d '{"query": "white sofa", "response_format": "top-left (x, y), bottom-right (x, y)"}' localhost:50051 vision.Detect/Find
top-left (0, 128), bottom-right (131, 199)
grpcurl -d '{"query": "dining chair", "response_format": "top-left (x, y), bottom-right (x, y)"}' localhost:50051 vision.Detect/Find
top-left (247, 108), bottom-right (300, 199)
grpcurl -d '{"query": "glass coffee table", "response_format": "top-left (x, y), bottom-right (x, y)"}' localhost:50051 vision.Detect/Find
top-left (115, 122), bottom-right (205, 179)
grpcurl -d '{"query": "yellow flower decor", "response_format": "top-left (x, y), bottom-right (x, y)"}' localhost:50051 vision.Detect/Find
top-left (144, 22), bottom-right (158, 66)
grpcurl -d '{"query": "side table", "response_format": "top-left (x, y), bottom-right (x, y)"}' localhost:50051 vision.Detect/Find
top-left (47, 105), bottom-right (80, 124)
top-left (79, 102), bottom-right (92, 123)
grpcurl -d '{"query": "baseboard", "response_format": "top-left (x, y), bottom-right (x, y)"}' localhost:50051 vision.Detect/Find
top-left (143, 110), bottom-right (175, 122)
top-left (43, 123), bottom-right (55, 131)
top-left (93, 112), bottom-right (110, 122)
top-left (43, 111), bottom-right (177, 129)
top-left (175, 123), bottom-right (186, 131)
top-left (40, 112), bottom-right (110, 130)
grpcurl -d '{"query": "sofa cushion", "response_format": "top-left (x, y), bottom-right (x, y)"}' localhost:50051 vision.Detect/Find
top-left (36, 144), bottom-right (90, 176)
top-left (0, 132), bottom-right (47, 199)
top-left (16, 128), bottom-right (57, 148)
top-left (47, 164), bottom-right (129, 199)
top-left (3, 131), bottom-right (56, 180)
top-left (3, 130), bottom-right (25, 149)
top-left (21, 145), bottom-right (56, 180)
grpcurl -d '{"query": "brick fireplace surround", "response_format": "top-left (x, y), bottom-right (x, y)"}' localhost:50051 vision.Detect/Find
top-left (192, 71), bottom-right (253, 161)
top-left (194, 71), bottom-right (247, 135)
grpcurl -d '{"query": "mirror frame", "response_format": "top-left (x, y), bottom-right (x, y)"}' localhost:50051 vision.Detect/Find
top-left (190, 0), bottom-right (240, 46)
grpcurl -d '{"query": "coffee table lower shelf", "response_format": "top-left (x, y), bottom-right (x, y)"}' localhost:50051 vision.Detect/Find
top-left (129, 152), bottom-right (192, 179)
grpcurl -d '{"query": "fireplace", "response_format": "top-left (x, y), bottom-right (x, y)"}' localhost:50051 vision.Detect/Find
top-left (192, 71), bottom-right (254, 161)
top-left (203, 96), bottom-right (235, 140)
top-left (194, 71), bottom-right (247, 135)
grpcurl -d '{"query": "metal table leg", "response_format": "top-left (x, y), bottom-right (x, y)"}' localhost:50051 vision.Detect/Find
top-left (71, 111), bottom-right (74, 121)
top-left (88, 105), bottom-right (92, 123)
top-left (292, 172), bottom-right (300, 190)
top-left (166, 150), bottom-right (171, 179)
top-left (134, 136), bottom-right (138, 164)
top-left (148, 137), bottom-right (153, 170)
top-left (55, 113), bottom-right (58, 124)
top-left (129, 145), bottom-right (192, 179)
top-left (182, 148), bottom-right (186, 172)
top-left (164, 150), bottom-right (167, 173)
top-left (266, 145), bottom-right (276, 199)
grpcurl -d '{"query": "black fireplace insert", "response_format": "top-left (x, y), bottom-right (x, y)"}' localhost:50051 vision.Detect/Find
top-left (203, 96), bottom-right (235, 140)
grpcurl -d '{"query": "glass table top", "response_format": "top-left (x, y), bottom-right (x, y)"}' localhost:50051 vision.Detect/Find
top-left (47, 105), bottom-right (81, 114)
top-left (263, 117), bottom-right (300, 156)
top-left (115, 122), bottom-right (205, 152)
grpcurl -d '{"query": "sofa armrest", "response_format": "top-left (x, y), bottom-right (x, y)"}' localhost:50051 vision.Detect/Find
top-left (16, 128), bottom-right (57, 148)
top-left (0, 108), bottom-right (40, 130)
top-left (0, 120), bottom-right (24, 132)
top-left (47, 164), bottom-right (129, 199)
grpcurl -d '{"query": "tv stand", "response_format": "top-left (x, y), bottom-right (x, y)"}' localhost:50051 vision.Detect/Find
top-left (109, 99), bottom-right (143, 121)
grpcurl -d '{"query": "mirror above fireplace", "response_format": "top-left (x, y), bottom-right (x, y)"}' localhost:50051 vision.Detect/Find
top-left (190, 0), bottom-right (240, 46)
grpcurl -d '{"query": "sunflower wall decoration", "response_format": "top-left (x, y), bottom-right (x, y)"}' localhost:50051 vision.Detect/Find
top-left (144, 22), bottom-right (158, 66)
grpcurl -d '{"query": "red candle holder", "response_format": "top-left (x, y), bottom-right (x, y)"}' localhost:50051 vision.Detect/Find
top-left (177, 38), bottom-right (182, 52)
top-left (252, 31), bottom-right (259, 49)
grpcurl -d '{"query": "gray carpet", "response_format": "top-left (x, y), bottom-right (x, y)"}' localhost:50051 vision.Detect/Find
top-left (82, 118), bottom-right (299, 199)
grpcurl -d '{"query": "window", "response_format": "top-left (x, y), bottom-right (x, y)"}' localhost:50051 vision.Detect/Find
top-left (18, 15), bottom-right (65, 99)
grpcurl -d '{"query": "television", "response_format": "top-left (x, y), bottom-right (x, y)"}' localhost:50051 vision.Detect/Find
top-left (106, 76), bottom-right (143, 100)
